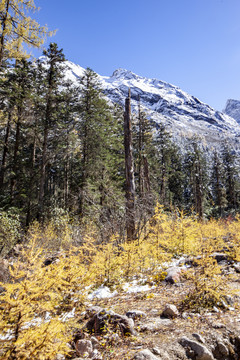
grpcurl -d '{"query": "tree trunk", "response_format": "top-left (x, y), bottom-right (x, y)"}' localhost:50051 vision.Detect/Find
top-left (10, 114), bottom-right (21, 202)
top-left (0, 111), bottom-right (11, 188)
top-left (124, 88), bottom-right (136, 241)
top-left (26, 125), bottom-right (37, 226)
top-left (0, 0), bottom-right (10, 67)
top-left (38, 61), bottom-right (54, 218)
top-left (38, 120), bottom-right (48, 217)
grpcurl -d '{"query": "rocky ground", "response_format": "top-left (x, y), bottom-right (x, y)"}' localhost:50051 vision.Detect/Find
top-left (1, 252), bottom-right (240, 360)
top-left (68, 263), bottom-right (240, 360)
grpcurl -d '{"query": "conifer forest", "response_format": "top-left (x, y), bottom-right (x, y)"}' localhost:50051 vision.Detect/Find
top-left (0, 2), bottom-right (240, 360)
top-left (0, 42), bottom-right (239, 240)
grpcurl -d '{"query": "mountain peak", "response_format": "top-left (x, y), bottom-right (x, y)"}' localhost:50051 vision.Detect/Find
top-left (61, 60), bottom-right (240, 153)
top-left (111, 68), bottom-right (138, 80)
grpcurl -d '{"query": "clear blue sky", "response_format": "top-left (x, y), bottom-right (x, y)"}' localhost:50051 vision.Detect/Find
top-left (32, 0), bottom-right (240, 111)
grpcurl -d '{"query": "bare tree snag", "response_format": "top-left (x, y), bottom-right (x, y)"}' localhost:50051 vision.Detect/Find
top-left (124, 88), bottom-right (136, 241)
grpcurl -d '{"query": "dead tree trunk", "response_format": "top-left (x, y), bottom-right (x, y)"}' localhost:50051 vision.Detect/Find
top-left (124, 88), bottom-right (136, 241)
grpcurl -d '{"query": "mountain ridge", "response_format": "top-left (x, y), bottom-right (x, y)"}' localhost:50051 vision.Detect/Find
top-left (64, 60), bottom-right (240, 152)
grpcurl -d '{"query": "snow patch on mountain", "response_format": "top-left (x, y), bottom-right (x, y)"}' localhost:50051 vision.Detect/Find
top-left (64, 61), bottom-right (85, 82)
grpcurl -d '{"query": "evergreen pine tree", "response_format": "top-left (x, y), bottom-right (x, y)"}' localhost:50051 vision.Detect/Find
top-left (0, 59), bottom-right (34, 208)
top-left (153, 123), bottom-right (184, 209)
top-left (211, 151), bottom-right (227, 217)
top-left (77, 68), bottom-right (124, 234)
top-left (183, 138), bottom-right (208, 218)
top-left (37, 43), bottom-right (65, 218)
top-left (221, 143), bottom-right (239, 212)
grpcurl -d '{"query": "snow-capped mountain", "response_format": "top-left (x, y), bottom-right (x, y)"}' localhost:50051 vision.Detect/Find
top-left (65, 61), bottom-right (240, 152)
top-left (223, 99), bottom-right (240, 125)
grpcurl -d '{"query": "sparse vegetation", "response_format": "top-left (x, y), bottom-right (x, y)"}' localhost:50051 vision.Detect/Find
top-left (0, 205), bottom-right (239, 359)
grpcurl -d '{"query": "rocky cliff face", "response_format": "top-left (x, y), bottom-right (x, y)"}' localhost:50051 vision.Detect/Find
top-left (65, 61), bottom-right (240, 152)
top-left (223, 99), bottom-right (240, 125)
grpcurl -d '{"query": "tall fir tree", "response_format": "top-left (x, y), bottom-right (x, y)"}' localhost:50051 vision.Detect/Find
top-left (37, 43), bottom-right (65, 218)
top-left (183, 138), bottom-right (209, 218)
top-left (0, 59), bottom-right (34, 208)
top-left (211, 151), bottom-right (227, 217)
top-left (77, 68), bottom-right (124, 236)
top-left (221, 143), bottom-right (239, 212)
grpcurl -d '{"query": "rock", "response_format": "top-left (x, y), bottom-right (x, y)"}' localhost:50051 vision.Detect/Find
top-left (140, 318), bottom-right (172, 332)
top-left (213, 338), bottom-right (229, 359)
top-left (212, 322), bottom-right (226, 329)
top-left (75, 339), bottom-right (93, 357)
top-left (85, 306), bottom-right (103, 318)
top-left (107, 332), bottom-right (120, 344)
top-left (151, 347), bottom-right (161, 355)
top-left (192, 333), bottom-right (205, 344)
top-left (152, 347), bottom-right (170, 359)
top-left (216, 341), bottom-right (229, 356)
top-left (132, 349), bottom-right (160, 360)
top-left (113, 313), bottom-right (135, 336)
top-left (165, 267), bottom-right (182, 284)
top-left (85, 309), bottom-right (109, 334)
top-left (55, 355), bottom-right (65, 360)
top-left (90, 336), bottom-right (99, 350)
top-left (233, 262), bottom-right (240, 273)
top-left (184, 257), bottom-right (200, 267)
top-left (233, 335), bottom-right (240, 355)
top-left (126, 310), bottom-right (147, 319)
top-left (224, 294), bottom-right (235, 306)
top-left (180, 336), bottom-right (214, 360)
top-left (161, 304), bottom-right (179, 318)
top-left (91, 349), bottom-right (103, 360)
top-left (211, 252), bottom-right (229, 263)
top-left (44, 256), bottom-right (57, 266)
top-left (85, 308), bottom-right (136, 336)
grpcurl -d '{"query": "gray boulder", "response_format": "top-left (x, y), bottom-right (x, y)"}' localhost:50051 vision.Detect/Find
top-left (75, 339), bottom-right (93, 357)
top-left (132, 349), bottom-right (160, 360)
top-left (180, 336), bottom-right (214, 360)
top-left (140, 318), bottom-right (172, 332)
top-left (126, 310), bottom-right (147, 319)
top-left (161, 304), bottom-right (179, 318)
top-left (85, 308), bottom-right (136, 336)
top-left (165, 267), bottom-right (182, 284)
top-left (192, 333), bottom-right (205, 344)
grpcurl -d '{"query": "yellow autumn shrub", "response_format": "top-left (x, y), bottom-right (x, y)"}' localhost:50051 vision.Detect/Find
top-left (0, 230), bottom-right (96, 360)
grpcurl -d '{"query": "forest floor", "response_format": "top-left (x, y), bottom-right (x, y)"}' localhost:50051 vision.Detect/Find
top-left (73, 269), bottom-right (240, 360)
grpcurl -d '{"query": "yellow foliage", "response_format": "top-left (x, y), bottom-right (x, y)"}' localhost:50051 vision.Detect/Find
top-left (0, 240), bottom-right (94, 359)
top-left (0, 0), bottom-right (56, 64)
top-left (1, 205), bottom-right (239, 358)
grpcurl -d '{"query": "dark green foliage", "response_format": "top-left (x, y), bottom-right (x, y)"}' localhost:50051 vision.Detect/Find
top-left (210, 151), bottom-right (227, 217)
top-left (76, 68), bottom-right (125, 236)
top-left (153, 124), bottom-right (185, 210)
top-left (0, 44), bottom-right (240, 239)
top-left (221, 143), bottom-right (239, 212)
top-left (183, 138), bottom-right (209, 218)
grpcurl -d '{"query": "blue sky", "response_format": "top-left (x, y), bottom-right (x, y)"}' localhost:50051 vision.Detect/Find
top-left (32, 0), bottom-right (240, 111)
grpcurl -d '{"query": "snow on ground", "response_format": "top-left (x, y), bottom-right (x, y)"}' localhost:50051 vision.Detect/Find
top-left (86, 257), bottom-right (190, 300)
top-left (88, 286), bottom-right (118, 300)
top-left (122, 281), bottom-right (155, 293)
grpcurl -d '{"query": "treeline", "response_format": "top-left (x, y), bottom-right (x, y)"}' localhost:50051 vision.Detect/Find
top-left (0, 43), bottom-right (239, 240)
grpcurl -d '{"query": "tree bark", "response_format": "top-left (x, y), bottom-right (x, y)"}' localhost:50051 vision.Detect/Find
top-left (124, 88), bottom-right (136, 241)
top-left (0, 0), bottom-right (10, 67)
top-left (0, 111), bottom-right (11, 188)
